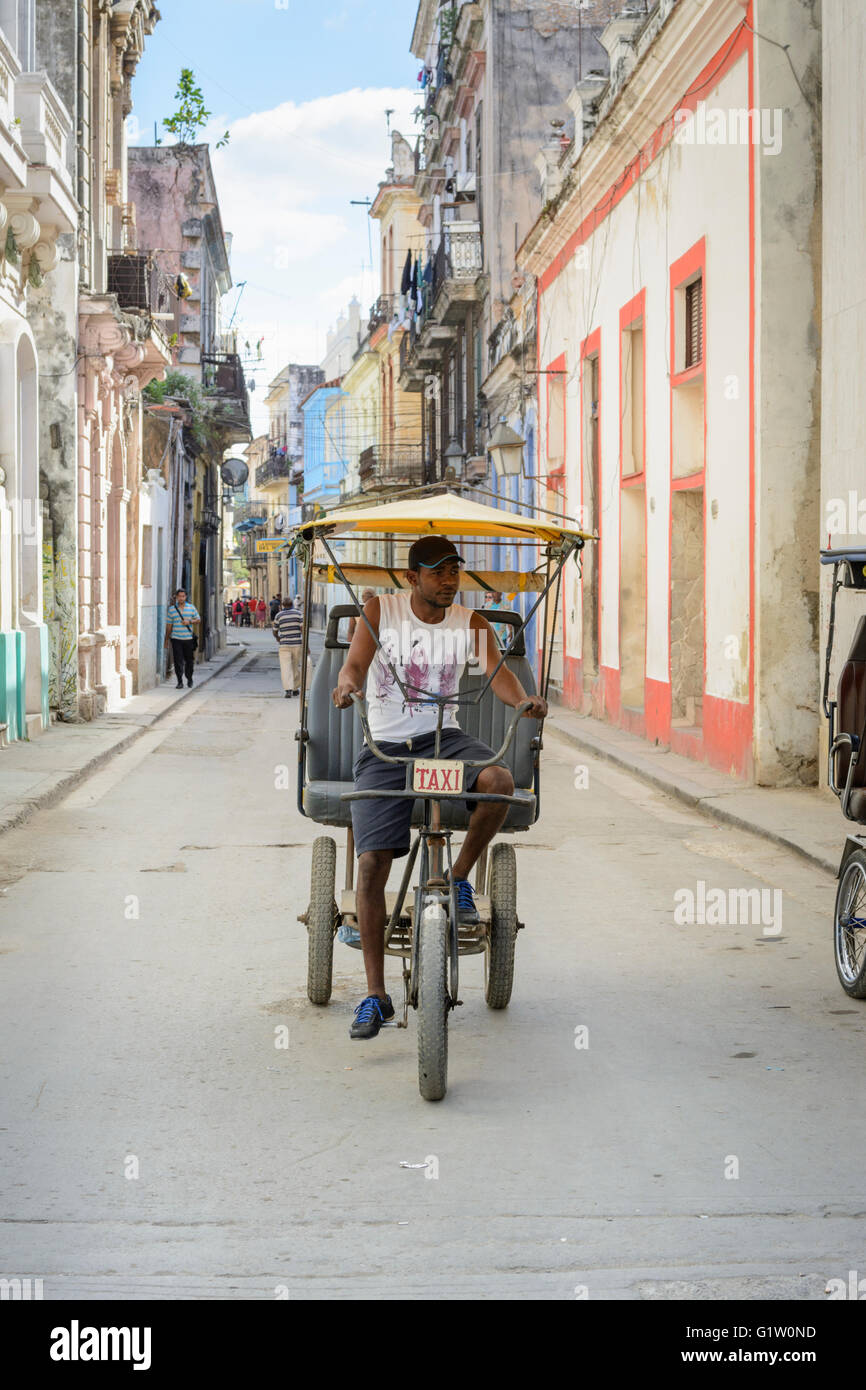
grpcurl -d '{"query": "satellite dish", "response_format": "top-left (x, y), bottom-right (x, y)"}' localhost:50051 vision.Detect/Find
top-left (221, 458), bottom-right (249, 489)
top-left (274, 513), bottom-right (286, 532)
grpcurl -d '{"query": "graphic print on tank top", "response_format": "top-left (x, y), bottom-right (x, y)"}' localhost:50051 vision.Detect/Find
top-left (367, 591), bottom-right (474, 742)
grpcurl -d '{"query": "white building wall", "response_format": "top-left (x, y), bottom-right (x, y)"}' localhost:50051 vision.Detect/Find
top-left (537, 53), bottom-right (751, 704)
top-left (820, 0), bottom-right (866, 781)
top-left (137, 472), bottom-right (170, 692)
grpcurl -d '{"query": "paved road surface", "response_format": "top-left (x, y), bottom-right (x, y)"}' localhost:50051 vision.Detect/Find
top-left (0, 631), bottom-right (861, 1299)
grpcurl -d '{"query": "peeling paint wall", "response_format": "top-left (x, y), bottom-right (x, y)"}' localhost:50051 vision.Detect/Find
top-left (753, 0), bottom-right (822, 785)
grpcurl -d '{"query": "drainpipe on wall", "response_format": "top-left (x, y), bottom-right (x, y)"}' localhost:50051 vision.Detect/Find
top-left (77, 0), bottom-right (90, 282)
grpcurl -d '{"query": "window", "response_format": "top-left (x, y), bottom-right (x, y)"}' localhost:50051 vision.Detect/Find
top-left (621, 315), bottom-right (644, 477)
top-left (684, 277), bottom-right (703, 369)
top-left (547, 373), bottom-right (565, 470)
top-left (141, 525), bottom-right (153, 588)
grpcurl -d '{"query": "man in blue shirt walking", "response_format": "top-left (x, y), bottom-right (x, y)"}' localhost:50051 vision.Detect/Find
top-left (164, 587), bottom-right (201, 689)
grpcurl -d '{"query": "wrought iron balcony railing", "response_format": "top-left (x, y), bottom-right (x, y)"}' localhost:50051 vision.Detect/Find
top-left (256, 452), bottom-right (291, 487)
top-left (368, 293), bottom-right (398, 332)
top-left (201, 351), bottom-right (251, 437)
top-left (434, 222), bottom-right (482, 289)
top-left (359, 446), bottom-right (425, 492)
top-left (108, 252), bottom-right (172, 321)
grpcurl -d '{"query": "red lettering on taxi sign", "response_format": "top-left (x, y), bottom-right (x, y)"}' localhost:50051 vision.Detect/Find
top-left (412, 758), bottom-right (464, 795)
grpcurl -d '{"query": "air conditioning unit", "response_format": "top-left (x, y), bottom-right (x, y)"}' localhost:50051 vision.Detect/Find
top-left (456, 170), bottom-right (476, 197)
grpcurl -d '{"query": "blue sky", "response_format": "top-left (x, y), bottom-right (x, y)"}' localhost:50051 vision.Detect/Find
top-left (130, 0), bottom-right (422, 432)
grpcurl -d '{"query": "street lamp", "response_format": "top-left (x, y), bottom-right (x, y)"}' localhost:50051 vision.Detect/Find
top-left (442, 436), bottom-right (464, 483)
top-left (487, 417), bottom-right (526, 477)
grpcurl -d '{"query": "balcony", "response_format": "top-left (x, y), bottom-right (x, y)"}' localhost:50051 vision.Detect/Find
top-left (399, 321), bottom-right (426, 392)
top-left (432, 222), bottom-right (482, 321)
top-left (359, 446), bottom-right (425, 493)
top-left (108, 252), bottom-right (172, 320)
top-left (368, 293), bottom-right (398, 333)
top-left (201, 351), bottom-right (251, 440)
top-left (256, 450), bottom-right (291, 487)
top-left (232, 501), bottom-right (268, 532)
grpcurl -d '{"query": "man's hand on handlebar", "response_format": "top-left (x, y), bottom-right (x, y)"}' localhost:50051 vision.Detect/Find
top-left (519, 694), bottom-right (548, 719)
top-left (332, 675), bottom-right (364, 709)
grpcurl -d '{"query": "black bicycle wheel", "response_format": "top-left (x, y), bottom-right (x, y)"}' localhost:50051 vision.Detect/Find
top-left (485, 842), bottom-right (518, 1009)
top-left (835, 848), bottom-right (866, 998)
top-left (307, 836), bottom-right (338, 1005)
top-left (417, 899), bottom-right (448, 1101)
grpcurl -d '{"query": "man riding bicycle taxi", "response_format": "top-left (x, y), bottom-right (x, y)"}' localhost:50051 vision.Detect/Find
top-left (331, 535), bottom-right (548, 1039)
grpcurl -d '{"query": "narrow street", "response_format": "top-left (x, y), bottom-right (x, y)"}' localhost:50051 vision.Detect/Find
top-left (0, 630), bottom-right (859, 1300)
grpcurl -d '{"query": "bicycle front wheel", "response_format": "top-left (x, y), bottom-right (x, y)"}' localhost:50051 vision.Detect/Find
top-left (416, 899), bottom-right (449, 1101)
top-left (835, 848), bottom-right (866, 997)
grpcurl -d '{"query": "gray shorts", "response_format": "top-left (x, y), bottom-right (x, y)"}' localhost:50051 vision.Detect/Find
top-left (350, 726), bottom-right (502, 859)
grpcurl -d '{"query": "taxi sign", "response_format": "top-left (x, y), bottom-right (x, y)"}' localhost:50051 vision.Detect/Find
top-left (412, 758), bottom-right (465, 795)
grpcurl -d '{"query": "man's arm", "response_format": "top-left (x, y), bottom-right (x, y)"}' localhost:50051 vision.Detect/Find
top-left (470, 611), bottom-right (547, 719)
top-left (332, 596), bottom-right (380, 708)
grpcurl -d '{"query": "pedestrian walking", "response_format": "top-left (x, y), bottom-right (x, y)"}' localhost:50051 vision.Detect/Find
top-left (164, 587), bottom-right (201, 689)
top-left (273, 595), bottom-right (303, 697)
top-left (481, 589), bottom-right (511, 649)
top-left (269, 592), bottom-right (282, 622)
top-left (256, 596), bottom-right (267, 629)
top-left (242, 599), bottom-right (252, 627)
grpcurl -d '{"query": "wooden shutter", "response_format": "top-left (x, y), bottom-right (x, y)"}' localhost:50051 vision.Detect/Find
top-left (684, 277), bottom-right (703, 368)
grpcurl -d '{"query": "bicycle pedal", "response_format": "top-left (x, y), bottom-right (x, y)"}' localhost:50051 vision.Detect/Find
top-left (380, 1019), bottom-right (401, 1028)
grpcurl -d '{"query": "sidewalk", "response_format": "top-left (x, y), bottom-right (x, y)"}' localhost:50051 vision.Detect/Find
top-left (544, 701), bottom-right (848, 876)
top-left (0, 640), bottom-right (248, 837)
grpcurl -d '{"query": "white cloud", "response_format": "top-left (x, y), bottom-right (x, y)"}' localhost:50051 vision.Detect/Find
top-left (188, 86), bottom-right (420, 432)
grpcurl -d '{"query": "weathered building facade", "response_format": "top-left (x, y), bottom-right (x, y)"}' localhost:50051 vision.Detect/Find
top-left (32, 0), bottom-right (169, 719)
top-left (403, 0), bottom-right (613, 481)
top-left (129, 142), bottom-right (251, 662)
top-left (261, 362), bottom-right (323, 599)
top-left (820, 0), bottom-right (866, 789)
top-left (0, 0), bottom-right (77, 740)
top-left (522, 0), bottom-right (821, 784)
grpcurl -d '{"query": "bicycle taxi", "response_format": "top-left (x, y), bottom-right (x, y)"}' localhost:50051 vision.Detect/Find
top-left (288, 490), bottom-right (591, 1099)
top-left (821, 547), bottom-right (866, 996)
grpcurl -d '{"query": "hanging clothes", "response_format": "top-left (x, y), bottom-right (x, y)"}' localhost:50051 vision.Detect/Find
top-left (400, 249), bottom-right (412, 296)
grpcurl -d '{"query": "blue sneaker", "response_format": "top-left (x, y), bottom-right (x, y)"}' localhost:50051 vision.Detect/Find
top-left (337, 920), bottom-right (362, 948)
top-left (451, 876), bottom-right (480, 925)
top-left (349, 994), bottom-right (394, 1039)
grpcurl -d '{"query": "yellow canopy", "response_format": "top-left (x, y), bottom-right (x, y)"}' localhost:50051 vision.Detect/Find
top-left (311, 562), bottom-right (546, 593)
top-left (297, 489), bottom-right (592, 544)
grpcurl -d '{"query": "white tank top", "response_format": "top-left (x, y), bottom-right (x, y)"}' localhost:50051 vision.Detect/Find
top-left (366, 591), bottom-right (474, 741)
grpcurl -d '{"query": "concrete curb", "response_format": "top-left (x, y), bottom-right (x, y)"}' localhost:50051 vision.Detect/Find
top-left (0, 644), bottom-right (248, 839)
top-left (543, 711), bottom-right (841, 877)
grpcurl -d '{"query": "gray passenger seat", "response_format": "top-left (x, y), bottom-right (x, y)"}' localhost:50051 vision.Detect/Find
top-left (302, 604), bottom-right (539, 830)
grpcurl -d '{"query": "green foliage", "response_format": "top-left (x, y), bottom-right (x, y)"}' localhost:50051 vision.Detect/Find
top-left (162, 68), bottom-right (230, 149)
top-left (439, 3), bottom-right (457, 51)
top-left (143, 369), bottom-right (221, 452)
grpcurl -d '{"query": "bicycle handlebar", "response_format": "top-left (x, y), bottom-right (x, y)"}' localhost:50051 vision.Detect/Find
top-left (348, 692), bottom-right (536, 769)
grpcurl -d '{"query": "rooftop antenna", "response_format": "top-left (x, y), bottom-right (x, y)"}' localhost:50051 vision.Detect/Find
top-left (385, 108), bottom-right (395, 136)
top-left (228, 281), bottom-right (247, 329)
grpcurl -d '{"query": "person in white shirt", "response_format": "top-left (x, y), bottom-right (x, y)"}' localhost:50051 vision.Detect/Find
top-left (332, 535), bottom-right (547, 1039)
